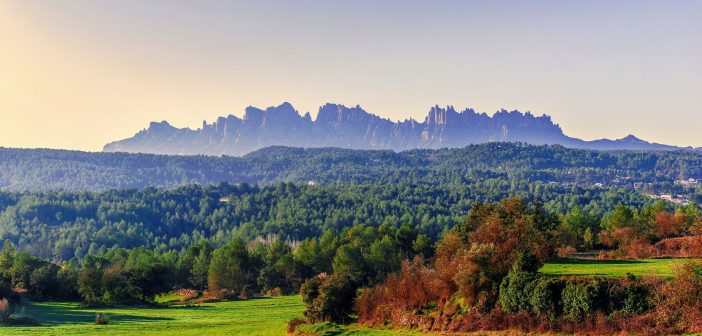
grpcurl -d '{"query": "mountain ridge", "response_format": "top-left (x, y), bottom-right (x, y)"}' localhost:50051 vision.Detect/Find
top-left (103, 103), bottom-right (687, 156)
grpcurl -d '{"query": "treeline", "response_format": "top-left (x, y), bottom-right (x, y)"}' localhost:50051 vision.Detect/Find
top-left (1, 144), bottom-right (702, 195)
top-left (596, 203), bottom-right (702, 258)
top-left (0, 222), bottom-right (431, 306)
top-left (297, 199), bottom-right (702, 334)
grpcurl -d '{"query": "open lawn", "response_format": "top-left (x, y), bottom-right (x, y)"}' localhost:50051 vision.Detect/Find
top-left (539, 257), bottom-right (694, 279)
top-left (0, 296), bottom-right (431, 336)
top-left (154, 293), bottom-right (187, 304)
top-left (1, 296), bottom-right (303, 336)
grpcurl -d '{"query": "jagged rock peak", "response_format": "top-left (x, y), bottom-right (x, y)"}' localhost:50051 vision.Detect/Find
top-left (104, 102), bottom-right (683, 156)
top-left (148, 120), bottom-right (172, 128)
top-left (145, 121), bottom-right (176, 134)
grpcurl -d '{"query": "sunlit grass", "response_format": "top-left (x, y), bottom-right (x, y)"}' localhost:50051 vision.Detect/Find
top-left (1, 296), bottom-right (304, 336)
top-left (154, 293), bottom-right (188, 304)
top-left (539, 258), bottom-right (693, 279)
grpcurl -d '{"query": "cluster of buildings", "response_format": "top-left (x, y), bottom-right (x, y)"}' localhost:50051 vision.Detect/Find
top-left (677, 178), bottom-right (700, 186)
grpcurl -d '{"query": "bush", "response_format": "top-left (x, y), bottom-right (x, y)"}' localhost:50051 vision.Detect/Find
top-left (512, 251), bottom-right (541, 273)
top-left (294, 322), bottom-right (345, 336)
top-left (561, 280), bottom-right (600, 319)
top-left (662, 260), bottom-right (702, 310)
top-left (498, 270), bottom-right (537, 313)
top-left (267, 287), bottom-right (282, 297)
top-left (0, 298), bottom-right (10, 322)
top-left (556, 246), bottom-right (577, 258)
top-left (300, 274), bottom-right (326, 307)
top-left (287, 317), bottom-right (306, 334)
top-left (356, 257), bottom-right (441, 325)
top-left (529, 277), bottom-right (564, 319)
top-left (6, 307), bottom-right (39, 326)
top-left (622, 284), bottom-right (651, 315)
top-left (94, 313), bottom-right (110, 325)
top-left (651, 260), bottom-right (702, 332)
top-left (300, 273), bottom-right (357, 323)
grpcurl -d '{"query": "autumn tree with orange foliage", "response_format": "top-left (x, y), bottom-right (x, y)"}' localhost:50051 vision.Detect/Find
top-left (358, 198), bottom-right (560, 325)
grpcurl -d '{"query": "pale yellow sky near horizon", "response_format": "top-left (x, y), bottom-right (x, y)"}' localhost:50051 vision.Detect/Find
top-left (2, 1), bottom-right (701, 151)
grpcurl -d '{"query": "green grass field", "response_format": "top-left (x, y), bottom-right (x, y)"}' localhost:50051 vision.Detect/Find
top-left (1, 296), bottom-right (303, 336)
top-left (539, 257), bottom-right (692, 279)
top-left (153, 293), bottom-right (186, 304)
top-left (0, 296), bottom-right (425, 336)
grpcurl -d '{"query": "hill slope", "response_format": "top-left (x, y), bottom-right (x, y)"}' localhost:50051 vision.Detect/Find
top-left (2, 143), bottom-right (702, 192)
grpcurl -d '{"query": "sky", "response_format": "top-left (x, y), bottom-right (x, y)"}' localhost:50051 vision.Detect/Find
top-left (1, 0), bottom-right (701, 151)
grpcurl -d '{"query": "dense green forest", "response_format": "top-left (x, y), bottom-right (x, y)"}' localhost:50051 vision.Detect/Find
top-left (0, 181), bottom-right (649, 262)
top-left (2, 144), bottom-right (702, 198)
top-left (1, 143), bottom-right (701, 262)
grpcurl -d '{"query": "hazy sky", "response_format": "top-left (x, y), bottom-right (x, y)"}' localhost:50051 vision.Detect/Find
top-left (1, 0), bottom-right (701, 151)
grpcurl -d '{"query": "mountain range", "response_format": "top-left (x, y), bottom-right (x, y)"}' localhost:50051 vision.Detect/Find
top-left (103, 103), bottom-right (687, 156)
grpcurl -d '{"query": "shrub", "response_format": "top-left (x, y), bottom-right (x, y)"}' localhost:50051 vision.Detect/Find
top-left (529, 277), bottom-right (564, 319)
top-left (556, 246), bottom-right (577, 258)
top-left (622, 283), bottom-right (652, 315)
top-left (561, 280), bottom-right (600, 320)
top-left (512, 251), bottom-right (540, 273)
top-left (300, 274), bottom-right (326, 307)
top-left (655, 236), bottom-right (702, 258)
top-left (0, 298), bottom-right (10, 322)
top-left (664, 260), bottom-right (702, 308)
top-left (622, 239), bottom-right (657, 259)
top-left (7, 307), bottom-right (40, 326)
top-left (287, 317), bottom-right (306, 334)
top-left (498, 270), bottom-right (537, 313)
top-left (356, 257), bottom-right (441, 325)
top-left (294, 322), bottom-right (345, 335)
top-left (268, 287), bottom-right (282, 297)
top-left (94, 312), bottom-right (110, 325)
top-left (301, 273), bottom-right (357, 323)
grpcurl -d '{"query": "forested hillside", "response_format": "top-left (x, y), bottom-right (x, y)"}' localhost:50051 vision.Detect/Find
top-left (0, 181), bottom-right (649, 262)
top-left (2, 143), bottom-right (702, 195)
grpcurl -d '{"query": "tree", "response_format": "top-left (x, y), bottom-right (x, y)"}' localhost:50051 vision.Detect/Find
top-left (395, 223), bottom-right (418, 258)
top-left (208, 237), bottom-right (253, 293)
top-left (29, 264), bottom-right (59, 299)
top-left (300, 273), bottom-right (357, 323)
top-left (77, 257), bottom-right (103, 304)
top-left (190, 251), bottom-right (210, 291)
top-left (123, 249), bottom-right (173, 302)
top-left (365, 235), bottom-right (400, 283)
top-left (654, 211), bottom-right (684, 238)
top-left (602, 204), bottom-right (635, 231)
top-left (583, 227), bottom-right (594, 249)
top-left (331, 245), bottom-right (367, 284)
top-left (412, 234), bottom-right (434, 259)
top-left (442, 199), bottom-right (558, 307)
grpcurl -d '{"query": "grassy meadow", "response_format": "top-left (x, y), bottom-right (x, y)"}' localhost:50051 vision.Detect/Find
top-left (539, 257), bottom-right (691, 279)
top-left (0, 296), bottom-right (427, 336)
top-left (2, 296), bottom-right (303, 336)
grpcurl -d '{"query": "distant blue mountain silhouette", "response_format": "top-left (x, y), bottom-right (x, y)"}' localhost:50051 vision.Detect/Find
top-left (104, 103), bottom-right (685, 156)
